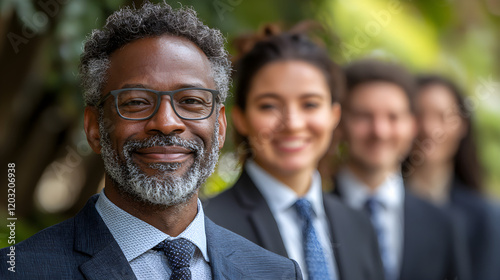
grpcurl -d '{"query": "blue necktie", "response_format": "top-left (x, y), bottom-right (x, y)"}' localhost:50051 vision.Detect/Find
top-left (295, 198), bottom-right (333, 280)
top-left (153, 238), bottom-right (195, 280)
top-left (365, 197), bottom-right (395, 280)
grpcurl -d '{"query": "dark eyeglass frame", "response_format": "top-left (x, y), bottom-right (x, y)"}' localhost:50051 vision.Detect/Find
top-left (96, 87), bottom-right (220, 121)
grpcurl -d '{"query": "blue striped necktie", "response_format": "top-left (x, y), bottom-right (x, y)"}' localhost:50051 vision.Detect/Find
top-left (294, 198), bottom-right (334, 280)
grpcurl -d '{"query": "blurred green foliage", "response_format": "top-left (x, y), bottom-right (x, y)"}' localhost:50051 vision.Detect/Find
top-left (318, 0), bottom-right (500, 197)
top-left (0, 0), bottom-right (499, 248)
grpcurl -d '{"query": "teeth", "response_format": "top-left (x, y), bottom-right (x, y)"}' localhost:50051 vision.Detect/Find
top-left (279, 139), bottom-right (305, 149)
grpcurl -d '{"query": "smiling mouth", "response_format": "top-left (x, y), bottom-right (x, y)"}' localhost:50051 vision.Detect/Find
top-left (274, 139), bottom-right (309, 151)
top-left (133, 146), bottom-right (193, 162)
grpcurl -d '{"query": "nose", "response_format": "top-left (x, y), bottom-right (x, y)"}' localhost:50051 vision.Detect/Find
top-left (371, 117), bottom-right (391, 140)
top-left (419, 115), bottom-right (439, 140)
top-left (144, 96), bottom-right (186, 135)
top-left (280, 105), bottom-right (306, 132)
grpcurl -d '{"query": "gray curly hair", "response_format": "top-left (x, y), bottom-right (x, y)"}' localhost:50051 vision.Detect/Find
top-left (79, 1), bottom-right (231, 106)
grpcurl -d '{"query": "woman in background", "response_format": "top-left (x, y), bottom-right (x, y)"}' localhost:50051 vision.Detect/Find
top-left (405, 75), bottom-right (499, 280)
top-left (205, 25), bottom-right (384, 280)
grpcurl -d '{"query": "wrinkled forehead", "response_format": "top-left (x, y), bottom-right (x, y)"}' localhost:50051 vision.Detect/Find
top-left (103, 35), bottom-right (214, 94)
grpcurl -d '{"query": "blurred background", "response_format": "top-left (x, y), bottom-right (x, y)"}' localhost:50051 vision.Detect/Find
top-left (1, 0), bottom-right (499, 247)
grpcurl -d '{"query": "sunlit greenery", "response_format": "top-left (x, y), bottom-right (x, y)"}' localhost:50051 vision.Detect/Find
top-left (318, 0), bottom-right (500, 197)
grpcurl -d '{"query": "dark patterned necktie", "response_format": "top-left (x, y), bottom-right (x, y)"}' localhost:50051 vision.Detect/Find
top-left (294, 198), bottom-right (333, 280)
top-left (365, 197), bottom-right (395, 280)
top-left (153, 238), bottom-right (196, 280)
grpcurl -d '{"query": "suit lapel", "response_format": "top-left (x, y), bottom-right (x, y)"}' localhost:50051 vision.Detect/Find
top-left (332, 177), bottom-right (342, 197)
top-left (336, 176), bottom-right (409, 279)
top-left (323, 194), bottom-right (348, 280)
top-left (79, 243), bottom-right (136, 280)
top-left (233, 170), bottom-right (289, 257)
top-left (399, 192), bottom-right (415, 280)
top-left (205, 218), bottom-right (246, 280)
top-left (74, 195), bottom-right (137, 280)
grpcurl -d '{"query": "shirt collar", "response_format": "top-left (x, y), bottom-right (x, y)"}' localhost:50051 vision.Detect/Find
top-left (245, 159), bottom-right (325, 217)
top-left (337, 167), bottom-right (404, 210)
top-left (95, 190), bottom-right (209, 262)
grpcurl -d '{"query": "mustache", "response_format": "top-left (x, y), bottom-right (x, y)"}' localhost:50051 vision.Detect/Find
top-left (122, 134), bottom-right (204, 156)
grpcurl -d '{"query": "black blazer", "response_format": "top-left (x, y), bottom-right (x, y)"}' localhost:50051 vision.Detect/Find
top-left (0, 194), bottom-right (303, 280)
top-left (333, 180), bottom-right (471, 280)
top-left (204, 170), bottom-right (385, 280)
top-left (447, 177), bottom-right (500, 280)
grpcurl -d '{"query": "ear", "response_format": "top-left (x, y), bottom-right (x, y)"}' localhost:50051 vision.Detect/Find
top-left (231, 106), bottom-right (249, 136)
top-left (217, 105), bottom-right (227, 150)
top-left (330, 103), bottom-right (342, 130)
top-left (84, 106), bottom-right (102, 154)
top-left (333, 103), bottom-right (346, 141)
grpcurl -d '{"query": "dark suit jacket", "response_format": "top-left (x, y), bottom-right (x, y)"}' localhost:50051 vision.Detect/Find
top-left (333, 180), bottom-right (471, 280)
top-left (204, 170), bottom-right (385, 280)
top-left (447, 177), bottom-right (500, 280)
top-left (0, 194), bottom-right (302, 280)
top-left (491, 204), bottom-right (500, 279)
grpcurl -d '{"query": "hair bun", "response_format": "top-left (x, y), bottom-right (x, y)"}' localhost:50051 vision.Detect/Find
top-left (232, 21), bottom-right (325, 64)
top-left (232, 23), bottom-right (281, 63)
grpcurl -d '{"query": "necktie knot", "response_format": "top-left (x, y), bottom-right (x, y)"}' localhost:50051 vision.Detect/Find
top-left (153, 238), bottom-right (195, 280)
top-left (294, 198), bottom-right (315, 221)
top-left (364, 196), bottom-right (383, 217)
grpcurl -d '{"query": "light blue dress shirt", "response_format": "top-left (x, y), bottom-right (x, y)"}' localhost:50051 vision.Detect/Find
top-left (337, 167), bottom-right (405, 278)
top-left (95, 190), bottom-right (212, 280)
top-left (246, 160), bottom-right (338, 280)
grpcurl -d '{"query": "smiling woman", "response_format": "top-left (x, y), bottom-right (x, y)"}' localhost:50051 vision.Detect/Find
top-left (205, 24), bottom-right (385, 280)
top-left (231, 59), bottom-right (340, 194)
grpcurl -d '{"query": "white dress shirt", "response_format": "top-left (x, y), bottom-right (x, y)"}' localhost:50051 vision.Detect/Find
top-left (95, 190), bottom-right (212, 280)
top-left (246, 160), bottom-right (338, 280)
top-left (337, 167), bottom-right (405, 277)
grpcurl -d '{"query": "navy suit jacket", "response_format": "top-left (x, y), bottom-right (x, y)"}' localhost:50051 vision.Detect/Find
top-left (447, 177), bottom-right (500, 280)
top-left (0, 195), bottom-right (302, 280)
top-left (333, 180), bottom-right (471, 280)
top-left (204, 170), bottom-right (385, 280)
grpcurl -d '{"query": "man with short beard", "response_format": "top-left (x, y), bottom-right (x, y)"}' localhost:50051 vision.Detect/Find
top-left (0, 2), bottom-right (302, 279)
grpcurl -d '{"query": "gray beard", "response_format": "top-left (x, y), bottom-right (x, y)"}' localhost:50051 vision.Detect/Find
top-left (98, 113), bottom-right (220, 207)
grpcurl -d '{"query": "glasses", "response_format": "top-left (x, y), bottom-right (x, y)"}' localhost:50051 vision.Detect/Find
top-left (97, 87), bottom-right (219, 120)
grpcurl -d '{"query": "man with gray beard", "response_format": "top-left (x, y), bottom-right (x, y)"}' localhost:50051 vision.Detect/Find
top-left (99, 125), bottom-right (220, 207)
top-left (0, 2), bottom-right (302, 280)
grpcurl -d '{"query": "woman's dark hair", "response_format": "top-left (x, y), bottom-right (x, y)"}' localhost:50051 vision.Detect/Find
top-left (415, 74), bottom-right (483, 192)
top-left (232, 24), bottom-right (344, 163)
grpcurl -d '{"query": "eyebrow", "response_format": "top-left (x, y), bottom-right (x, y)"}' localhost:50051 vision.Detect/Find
top-left (253, 93), bottom-right (281, 101)
top-left (120, 83), bottom-right (209, 90)
top-left (253, 92), bottom-right (326, 101)
top-left (299, 93), bottom-right (326, 99)
top-left (121, 83), bottom-right (146, 89)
